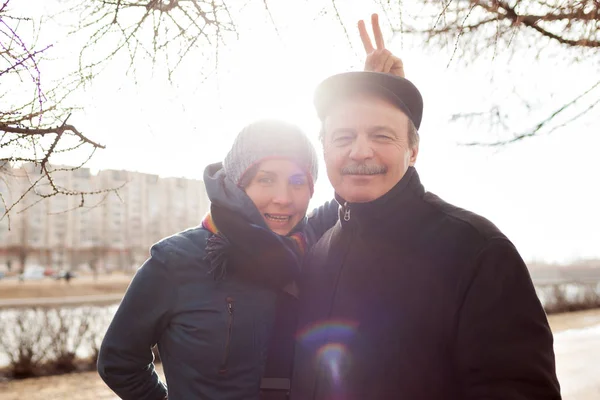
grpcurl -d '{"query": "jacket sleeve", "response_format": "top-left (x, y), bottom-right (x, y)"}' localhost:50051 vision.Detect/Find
top-left (304, 200), bottom-right (339, 245)
top-left (455, 238), bottom-right (561, 400)
top-left (97, 243), bottom-right (174, 400)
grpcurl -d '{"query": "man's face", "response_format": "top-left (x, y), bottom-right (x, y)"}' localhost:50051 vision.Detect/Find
top-left (322, 93), bottom-right (419, 203)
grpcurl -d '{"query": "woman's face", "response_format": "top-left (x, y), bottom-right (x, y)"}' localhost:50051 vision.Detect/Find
top-left (244, 158), bottom-right (312, 236)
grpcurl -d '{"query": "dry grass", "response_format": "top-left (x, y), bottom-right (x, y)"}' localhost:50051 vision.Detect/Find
top-left (0, 365), bottom-right (164, 400)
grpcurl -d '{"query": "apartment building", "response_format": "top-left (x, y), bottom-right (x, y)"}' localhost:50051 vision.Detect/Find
top-left (0, 163), bottom-right (209, 273)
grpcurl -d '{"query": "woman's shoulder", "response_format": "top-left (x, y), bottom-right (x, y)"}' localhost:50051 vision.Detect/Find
top-left (150, 226), bottom-right (212, 268)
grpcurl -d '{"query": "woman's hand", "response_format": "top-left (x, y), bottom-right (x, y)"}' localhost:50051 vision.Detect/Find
top-left (359, 13), bottom-right (405, 78)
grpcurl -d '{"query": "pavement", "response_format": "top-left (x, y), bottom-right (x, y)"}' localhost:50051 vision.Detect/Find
top-left (554, 324), bottom-right (600, 399)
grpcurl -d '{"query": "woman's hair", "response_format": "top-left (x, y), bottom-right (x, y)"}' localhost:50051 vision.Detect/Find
top-left (237, 163), bottom-right (260, 190)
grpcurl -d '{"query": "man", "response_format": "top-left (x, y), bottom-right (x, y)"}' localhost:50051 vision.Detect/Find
top-left (291, 65), bottom-right (562, 400)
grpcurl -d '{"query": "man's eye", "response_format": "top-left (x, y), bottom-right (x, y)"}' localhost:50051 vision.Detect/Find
top-left (333, 136), bottom-right (352, 143)
top-left (376, 134), bottom-right (392, 140)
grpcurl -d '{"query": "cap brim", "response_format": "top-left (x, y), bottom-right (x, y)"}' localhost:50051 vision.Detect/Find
top-left (314, 71), bottom-right (422, 129)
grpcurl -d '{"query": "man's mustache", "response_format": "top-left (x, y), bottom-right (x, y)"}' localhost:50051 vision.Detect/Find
top-left (341, 163), bottom-right (387, 175)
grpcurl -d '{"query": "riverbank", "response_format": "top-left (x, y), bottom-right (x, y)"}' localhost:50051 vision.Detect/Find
top-left (1, 309), bottom-right (599, 400)
top-left (0, 274), bottom-right (132, 300)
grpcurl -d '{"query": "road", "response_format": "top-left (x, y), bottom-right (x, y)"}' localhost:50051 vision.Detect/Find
top-left (554, 324), bottom-right (600, 399)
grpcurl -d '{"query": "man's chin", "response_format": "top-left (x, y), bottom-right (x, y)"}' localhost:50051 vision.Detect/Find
top-left (337, 177), bottom-right (387, 203)
top-left (344, 174), bottom-right (379, 185)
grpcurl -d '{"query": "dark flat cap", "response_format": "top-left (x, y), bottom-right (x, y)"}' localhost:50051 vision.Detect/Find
top-left (314, 71), bottom-right (423, 130)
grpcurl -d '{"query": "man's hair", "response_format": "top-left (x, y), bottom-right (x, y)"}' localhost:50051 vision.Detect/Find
top-left (407, 119), bottom-right (419, 148)
top-left (320, 118), bottom-right (420, 148)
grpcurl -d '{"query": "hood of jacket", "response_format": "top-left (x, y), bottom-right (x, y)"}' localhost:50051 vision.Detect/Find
top-left (204, 162), bottom-right (269, 228)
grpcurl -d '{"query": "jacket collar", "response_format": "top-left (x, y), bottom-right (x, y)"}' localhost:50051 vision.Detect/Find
top-left (334, 166), bottom-right (425, 231)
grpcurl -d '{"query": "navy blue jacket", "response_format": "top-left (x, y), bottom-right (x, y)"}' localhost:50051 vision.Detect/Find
top-left (97, 163), bottom-right (338, 400)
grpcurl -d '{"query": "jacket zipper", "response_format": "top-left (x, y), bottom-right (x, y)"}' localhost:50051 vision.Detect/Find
top-left (219, 296), bottom-right (235, 374)
top-left (314, 212), bottom-right (355, 398)
top-left (343, 202), bottom-right (351, 221)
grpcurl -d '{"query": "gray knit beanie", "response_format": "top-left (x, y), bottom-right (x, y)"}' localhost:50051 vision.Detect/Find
top-left (223, 119), bottom-right (319, 194)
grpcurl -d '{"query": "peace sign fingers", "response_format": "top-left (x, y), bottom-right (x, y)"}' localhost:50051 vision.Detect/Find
top-left (371, 13), bottom-right (385, 50)
top-left (358, 19), bottom-right (375, 54)
top-left (359, 13), bottom-right (386, 54)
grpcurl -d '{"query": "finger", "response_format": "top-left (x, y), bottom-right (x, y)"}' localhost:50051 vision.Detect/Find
top-left (358, 19), bottom-right (374, 53)
top-left (371, 13), bottom-right (385, 50)
top-left (382, 54), bottom-right (395, 74)
top-left (369, 49), bottom-right (391, 72)
top-left (390, 55), bottom-right (405, 78)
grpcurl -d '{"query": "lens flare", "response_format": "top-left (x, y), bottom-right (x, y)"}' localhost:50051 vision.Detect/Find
top-left (316, 343), bottom-right (350, 386)
top-left (296, 319), bottom-right (359, 345)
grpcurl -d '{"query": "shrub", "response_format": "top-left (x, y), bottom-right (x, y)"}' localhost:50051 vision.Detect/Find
top-left (0, 308), bottom-right (53, 378)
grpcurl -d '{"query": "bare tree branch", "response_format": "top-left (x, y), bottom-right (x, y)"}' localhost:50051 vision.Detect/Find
top-left (462, 79), bottom-right (600, 146)
top-left (393, 0), bottom-right (600, 144)
top-left (1, 0), bottom-right (117, 221)
top-left (65, 0), bottom-right (238, 80)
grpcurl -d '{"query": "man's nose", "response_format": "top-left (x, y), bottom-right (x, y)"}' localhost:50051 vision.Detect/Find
top-left (349, 135), bottom-right (374, 161)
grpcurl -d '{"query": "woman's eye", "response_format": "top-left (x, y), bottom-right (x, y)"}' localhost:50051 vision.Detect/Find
top-left (290, 177), bottom-right (307, 186)
top-left (258, 177), bottom-right (274, 184)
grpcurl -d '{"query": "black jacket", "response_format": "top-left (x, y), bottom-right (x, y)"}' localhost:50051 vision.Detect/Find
top-left (291, 167), bottom-right (561, 400)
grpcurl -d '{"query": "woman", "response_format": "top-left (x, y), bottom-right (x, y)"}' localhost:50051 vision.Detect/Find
top-left (97, 119), bottom-right (338, 400)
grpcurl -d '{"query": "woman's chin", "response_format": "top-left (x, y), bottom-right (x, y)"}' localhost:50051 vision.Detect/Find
top-left (268, 225), bottom-right (292, 236)
top-left (264, 219), bottom-right (293, 236)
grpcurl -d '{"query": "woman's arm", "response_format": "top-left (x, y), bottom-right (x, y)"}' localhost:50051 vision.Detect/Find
top-left (97, 243), bottom-right (175, 400)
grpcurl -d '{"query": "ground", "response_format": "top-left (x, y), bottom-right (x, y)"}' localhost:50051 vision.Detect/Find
top-left (0, 309), bottom-right (599, 399)
top-left (0, 365), bottom-right (165, 400)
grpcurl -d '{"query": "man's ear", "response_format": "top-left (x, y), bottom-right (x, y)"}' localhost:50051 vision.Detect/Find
top-left (409, 144), bottom-right (419, 166)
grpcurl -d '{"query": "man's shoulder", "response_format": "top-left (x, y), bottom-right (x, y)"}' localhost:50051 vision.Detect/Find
top-left (420, 191), bottom-right (506, 242)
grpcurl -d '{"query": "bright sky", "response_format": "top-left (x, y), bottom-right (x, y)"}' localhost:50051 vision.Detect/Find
top-left (9, 0), bottom-right (600, 263)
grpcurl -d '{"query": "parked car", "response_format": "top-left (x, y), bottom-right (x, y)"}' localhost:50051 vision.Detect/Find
top-left (18, 266), bottom-right (46, 281)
